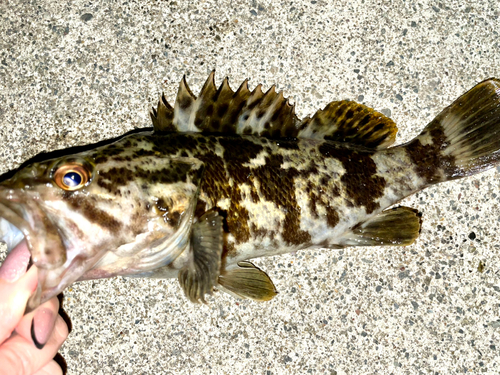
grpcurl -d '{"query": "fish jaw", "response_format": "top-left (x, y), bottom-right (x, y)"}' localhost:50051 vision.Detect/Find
top-left (0, 186), bottom-right (67, 269)
top-left (0, 184), bottom-right (108, 310)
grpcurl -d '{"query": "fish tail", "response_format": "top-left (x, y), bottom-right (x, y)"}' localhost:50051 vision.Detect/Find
top-left (404, 78), bottom-right (500, 184)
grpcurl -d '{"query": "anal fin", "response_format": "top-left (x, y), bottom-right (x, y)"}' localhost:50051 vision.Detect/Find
top-left (178, 211), bottom-right (223, 303)
top-left (340, 206), bottom-right (422, 247)
top-left (217, 261), bottom-right (278, 302)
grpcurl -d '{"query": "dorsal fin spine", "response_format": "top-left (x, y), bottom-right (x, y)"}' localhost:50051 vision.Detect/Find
top-left (173, 75), bottom-right (197, 131)
top-left (259, 88), bottom-right (283, 131)
top-left (234, 79), bottom-right (250, 97)
top-left (161, 93), bottom-right (173, 110)
top-left (192, 72), bottom-right (218, 130)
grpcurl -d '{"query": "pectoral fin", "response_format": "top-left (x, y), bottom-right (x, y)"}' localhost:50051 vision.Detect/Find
top-left (340, 206), bottom-right (422, 247)
top-left (178, 211), bottom-right (223, 303)
top-left (217, 261), bottom-right (278, 301)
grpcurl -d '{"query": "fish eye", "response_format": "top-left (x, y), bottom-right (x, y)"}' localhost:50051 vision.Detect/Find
top-left (53, 163), bottom-right (91, 191)
top-left (63, 171), bottom-right (82, 187)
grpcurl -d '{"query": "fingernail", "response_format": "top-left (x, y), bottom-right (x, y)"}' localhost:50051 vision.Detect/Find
top-left (53, 353), bottom-right (68, 375)
top-left (57, 293), bottom-right (73, 334)
top-left (31, 308), bottom-right (56, 349)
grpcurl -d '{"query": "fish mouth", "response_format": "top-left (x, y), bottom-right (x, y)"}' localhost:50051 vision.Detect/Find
top-left (0, 201), bottom-right (31, 251)
top-left (0, 186), bottom-right (67, 268)
top-left (0, 186), bottom-right (68, 311)
top-left (0, 192), bottom-right (38, 257)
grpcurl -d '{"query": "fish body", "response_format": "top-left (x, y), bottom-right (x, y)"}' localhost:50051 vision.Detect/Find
top-left (1, 73), bottom-right (500, 309)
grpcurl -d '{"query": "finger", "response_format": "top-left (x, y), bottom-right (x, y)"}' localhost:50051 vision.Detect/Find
top-left (0, 315), bottom-right (69, 375)
top-left (15, 296), bottom-right (60, 349)
top-left (0, 240), bottom-right (31, 282)
top-left (34, 360), bottom-right (64, 375)
top-left (0, 265), bottom-right (38, 343)
top-left (53, 352), bottom-right (68, 375)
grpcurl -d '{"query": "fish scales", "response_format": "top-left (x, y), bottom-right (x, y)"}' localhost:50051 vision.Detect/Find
top-left (84, 132), bottom-right (420, 260)
top-left (0, 73), bottom-right (499, 309)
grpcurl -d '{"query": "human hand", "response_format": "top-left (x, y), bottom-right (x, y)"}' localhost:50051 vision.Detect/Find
top-left (0, 241), bottom-right (69, 375)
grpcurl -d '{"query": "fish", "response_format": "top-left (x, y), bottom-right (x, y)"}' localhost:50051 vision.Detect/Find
top-left (1, 72), bottom-right (500, 312)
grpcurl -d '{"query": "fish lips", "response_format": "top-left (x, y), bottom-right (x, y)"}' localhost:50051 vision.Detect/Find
top-left (0, 187), bottom-right (67, 270)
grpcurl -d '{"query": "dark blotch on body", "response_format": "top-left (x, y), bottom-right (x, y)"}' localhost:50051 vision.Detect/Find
top-left (318, 142), bottom-right (385, 214)
top-left (252, 153), bottom-right (311, 245)
top-left (405, 120), bottom-right (456, 184)
top-left (93, 144), bottom-right (126, 164)
top-left (306, 179), bottom-right (340, 227)
top-left (198, 150), bottom-right (231, 205)
top-left (217, 103), bottom-right (228, 118)
top-left (64, 194), bottom-right (122, 233)
top-left (226, 185), bottom-right (252, 243)
top-left (97, 163), bottom-right (195, 194)
top-left (217, 137), bottom-right (265, 244)
top-left (132, 149), bottom-right (157, 158)
top-left (325, 205), bottom-right (340, 227)
top-left (251, 223), bottom-right (270, 239)
top-left (307, 182), bottom-right (320, 219)
top-left (275, 138), bottom-right (300, 150)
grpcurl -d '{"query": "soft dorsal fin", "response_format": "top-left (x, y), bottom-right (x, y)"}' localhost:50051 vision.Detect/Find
top-left (150, 72), bottom-right (398, 149)
top-left (298, 100), bottom-right (397, 149)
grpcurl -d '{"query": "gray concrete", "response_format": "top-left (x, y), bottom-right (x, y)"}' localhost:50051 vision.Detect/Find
top-left (1, 0), bottom-right (500, 374)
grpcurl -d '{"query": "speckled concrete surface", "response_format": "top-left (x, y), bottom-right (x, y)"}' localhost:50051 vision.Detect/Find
top-left (1, 0), bottom-right (500, 374)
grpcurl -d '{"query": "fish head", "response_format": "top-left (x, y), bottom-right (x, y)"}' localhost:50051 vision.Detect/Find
top-left (0, 156), bottom-right (96, 270)
top-left (0, 134), bottom-right (204, 311)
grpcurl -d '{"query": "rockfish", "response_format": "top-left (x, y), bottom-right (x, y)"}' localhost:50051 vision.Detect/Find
top-left (1, 73), bottom-right (499, 311)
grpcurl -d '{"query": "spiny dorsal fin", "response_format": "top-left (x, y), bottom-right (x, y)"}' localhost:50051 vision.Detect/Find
top-left (150, 72), bottom-right (398, 149)
top-left (173, 76), bottom-right (197, 131)
top-left (299, 100), bottom-right (398, 149)
top-left (150, 93), bottom-right (175, 132)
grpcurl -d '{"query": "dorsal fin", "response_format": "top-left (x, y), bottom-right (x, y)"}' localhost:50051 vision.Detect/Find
top-left (298, 100), bottom-right (397, 149)
top-left (150, 72), bottom-right (398, 149)
top-left (150, 93), bottom-right (175, 132)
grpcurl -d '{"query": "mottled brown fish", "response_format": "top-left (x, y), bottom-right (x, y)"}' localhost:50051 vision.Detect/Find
top-left (1, 73), bottom-right (500, 311)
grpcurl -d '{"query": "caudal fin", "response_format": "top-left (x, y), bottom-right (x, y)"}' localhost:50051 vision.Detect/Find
top-left (404, 78), bottom-right (500, 184)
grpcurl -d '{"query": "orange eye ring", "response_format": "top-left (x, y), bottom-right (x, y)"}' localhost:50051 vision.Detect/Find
top-left (53, 163), bottom-right (91, 191)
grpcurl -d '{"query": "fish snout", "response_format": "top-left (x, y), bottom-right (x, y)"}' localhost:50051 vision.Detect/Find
top-left (0, 186), bottom-right (67, 270)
